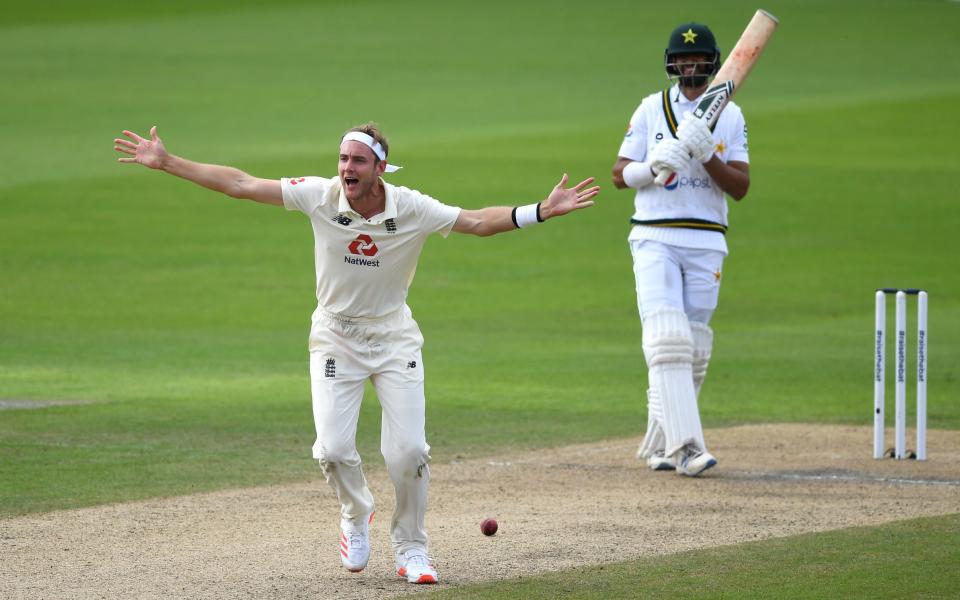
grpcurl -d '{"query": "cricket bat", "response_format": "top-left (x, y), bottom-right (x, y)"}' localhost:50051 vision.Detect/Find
top-left (655, 9), bottom-right (779, 185)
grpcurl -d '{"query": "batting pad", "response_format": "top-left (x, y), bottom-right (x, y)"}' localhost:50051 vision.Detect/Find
top-left (642, 307), bottom-right (705, 457)
top-left (637, 388), bottom-right (665, 459)
top-left (690, 321), bottom-right (713, 398)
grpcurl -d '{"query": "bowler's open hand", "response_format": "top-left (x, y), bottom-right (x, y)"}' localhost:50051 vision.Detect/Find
top-left (114, 126), bottom-right (168, 169)
top-left (541, 174), bottom-right (599, 220)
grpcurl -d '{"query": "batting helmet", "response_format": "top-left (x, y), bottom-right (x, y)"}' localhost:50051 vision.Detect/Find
top-left (664, 22), bottom-right (721, 86)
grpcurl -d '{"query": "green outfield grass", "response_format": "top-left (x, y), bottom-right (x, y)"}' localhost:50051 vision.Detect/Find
top-left (2, 0), bottom-right (959, 596)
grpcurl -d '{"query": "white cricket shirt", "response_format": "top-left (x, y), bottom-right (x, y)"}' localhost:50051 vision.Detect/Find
top-left (281, 176), bottom-right (461, 320)
top-left (618, 83), bottom-right (749, 254)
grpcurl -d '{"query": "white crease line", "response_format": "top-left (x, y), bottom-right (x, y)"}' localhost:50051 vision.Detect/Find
top-left (730, 470), bottom-right (960, 487)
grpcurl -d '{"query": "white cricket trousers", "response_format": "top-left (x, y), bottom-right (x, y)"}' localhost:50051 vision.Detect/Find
top-left (629, 239), bottom-right (724, 324)
top-left (308, 305), bottom-right (430, 557)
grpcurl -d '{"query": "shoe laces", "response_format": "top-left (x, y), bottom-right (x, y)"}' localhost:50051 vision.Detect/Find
top-left (347, 532), bottom-right (365, 549)
top-left (343, 525), bottom-right (367, 549)
top-left (680, 445), bottom-right (703, 464)
top-left (405, 550), bottom-right (431, 568)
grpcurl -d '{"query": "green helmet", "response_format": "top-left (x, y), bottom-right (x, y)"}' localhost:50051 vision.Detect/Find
top-left (664, 22), bottom-right (721, 84)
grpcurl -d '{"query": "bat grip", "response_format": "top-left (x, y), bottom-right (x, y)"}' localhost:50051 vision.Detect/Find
top-left (654, 169), bottom-right (673, 186)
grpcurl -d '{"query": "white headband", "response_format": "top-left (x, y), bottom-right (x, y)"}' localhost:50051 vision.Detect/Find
top-left (341, 131), bottom-right (403, 173)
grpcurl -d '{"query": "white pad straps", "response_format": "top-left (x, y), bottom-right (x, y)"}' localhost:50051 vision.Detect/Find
top-left (637, 387), bottom-right (665, 459)
top-left (642, 307), bottom-right (706, 457)
top-left (690, 321), bottom-right (713, 398)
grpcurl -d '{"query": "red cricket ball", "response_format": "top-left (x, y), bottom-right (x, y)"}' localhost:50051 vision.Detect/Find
top-left (480, 518), bottom-right (498, 536)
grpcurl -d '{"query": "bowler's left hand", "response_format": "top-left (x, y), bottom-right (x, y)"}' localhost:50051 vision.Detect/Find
top-left (540, 174), bottom-right (599, 220)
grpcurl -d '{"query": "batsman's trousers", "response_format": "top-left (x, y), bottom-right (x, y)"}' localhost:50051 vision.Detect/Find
top-left (630, 238), bottom-right (724, 325)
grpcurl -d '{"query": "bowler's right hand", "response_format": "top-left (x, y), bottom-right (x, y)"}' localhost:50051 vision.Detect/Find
top-left (114, 126), bottom-right (168, 169)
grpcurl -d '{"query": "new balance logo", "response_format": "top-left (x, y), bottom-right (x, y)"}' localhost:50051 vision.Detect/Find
top-left (385, 219), bottom-right (397, 234)
top-left (333, 215), bottom-right (353, 226)
top-left (407, 361), bottom-right (417, 369)
top-left (325, 358), bottom-right (336, 378)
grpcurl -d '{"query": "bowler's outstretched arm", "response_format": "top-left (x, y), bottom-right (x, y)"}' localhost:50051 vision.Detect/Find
top-left (452, 174), bottom-right (599, 237)
top-left (114, 126), bottom-right (283, 206)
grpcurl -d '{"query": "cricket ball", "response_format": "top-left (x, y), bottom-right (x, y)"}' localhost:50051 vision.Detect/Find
top-left (480, 518), bottom-right (498, 536)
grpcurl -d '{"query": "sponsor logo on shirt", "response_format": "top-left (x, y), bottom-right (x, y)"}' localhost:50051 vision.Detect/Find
top-left (664, 172), bottom-right (679, 190)
top-left (664, 175), bottom-right (713, 191)
top-left (344, 256), bottom-right (380, 267)
top-left (345, 234), bottom-right (381, 267)
top-left (348, 234), bottom-right (378, 256)
top-left (289, 177), bottom-right (306, 185)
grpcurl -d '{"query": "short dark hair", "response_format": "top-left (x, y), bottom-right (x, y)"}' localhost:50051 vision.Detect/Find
top-left (343, 122), bottom-right (389, 160)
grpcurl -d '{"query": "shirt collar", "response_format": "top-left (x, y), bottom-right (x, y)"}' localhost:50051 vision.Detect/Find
top-left (337, 177), bottom-right (398, 224)
top-left (671, 83), bottom-right (703, 107)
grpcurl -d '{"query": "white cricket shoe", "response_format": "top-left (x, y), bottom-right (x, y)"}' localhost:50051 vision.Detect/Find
top-left (396, 549), bottom-right (439, 584)
top-left (676, 445), bottom-right (717, 477)
top-left (646, 449), bottom-right (677, 471)
top-left (339, 513), bottom-right (374, 573)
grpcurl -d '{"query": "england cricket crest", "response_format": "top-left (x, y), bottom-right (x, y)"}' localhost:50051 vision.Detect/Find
top-left (693, 80), bottom-right (735, 127)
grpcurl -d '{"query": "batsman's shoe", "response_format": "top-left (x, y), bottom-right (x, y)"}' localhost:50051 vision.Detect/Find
top-left (676, 446), bottom-right (717, 477)
top-left (396, 549), bottom-right (439, 584)
top-left (646, 449), bottom-right (676, 471)
top-left (339, 513), bottom-right (374, 573)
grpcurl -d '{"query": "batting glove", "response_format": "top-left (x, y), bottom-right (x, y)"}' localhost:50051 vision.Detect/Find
top-left (677, 115), bottom-right (716, 163)
top-left (649, 139), bottom-right (692, 175)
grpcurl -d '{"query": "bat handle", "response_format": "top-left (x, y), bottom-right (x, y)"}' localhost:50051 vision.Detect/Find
top-left (654, 168), bottom-right (673, 186)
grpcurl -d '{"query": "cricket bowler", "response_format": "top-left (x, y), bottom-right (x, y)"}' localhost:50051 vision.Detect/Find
top-left (114, 123), bottom-right (599, 583)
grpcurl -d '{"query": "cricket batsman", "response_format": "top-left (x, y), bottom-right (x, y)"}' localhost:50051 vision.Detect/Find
top-left (611, 22), bottom-right (751, 476)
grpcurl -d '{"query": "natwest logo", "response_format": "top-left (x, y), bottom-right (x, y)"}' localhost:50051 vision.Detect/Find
top-left (348, 234), bottom-right (378, 257)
